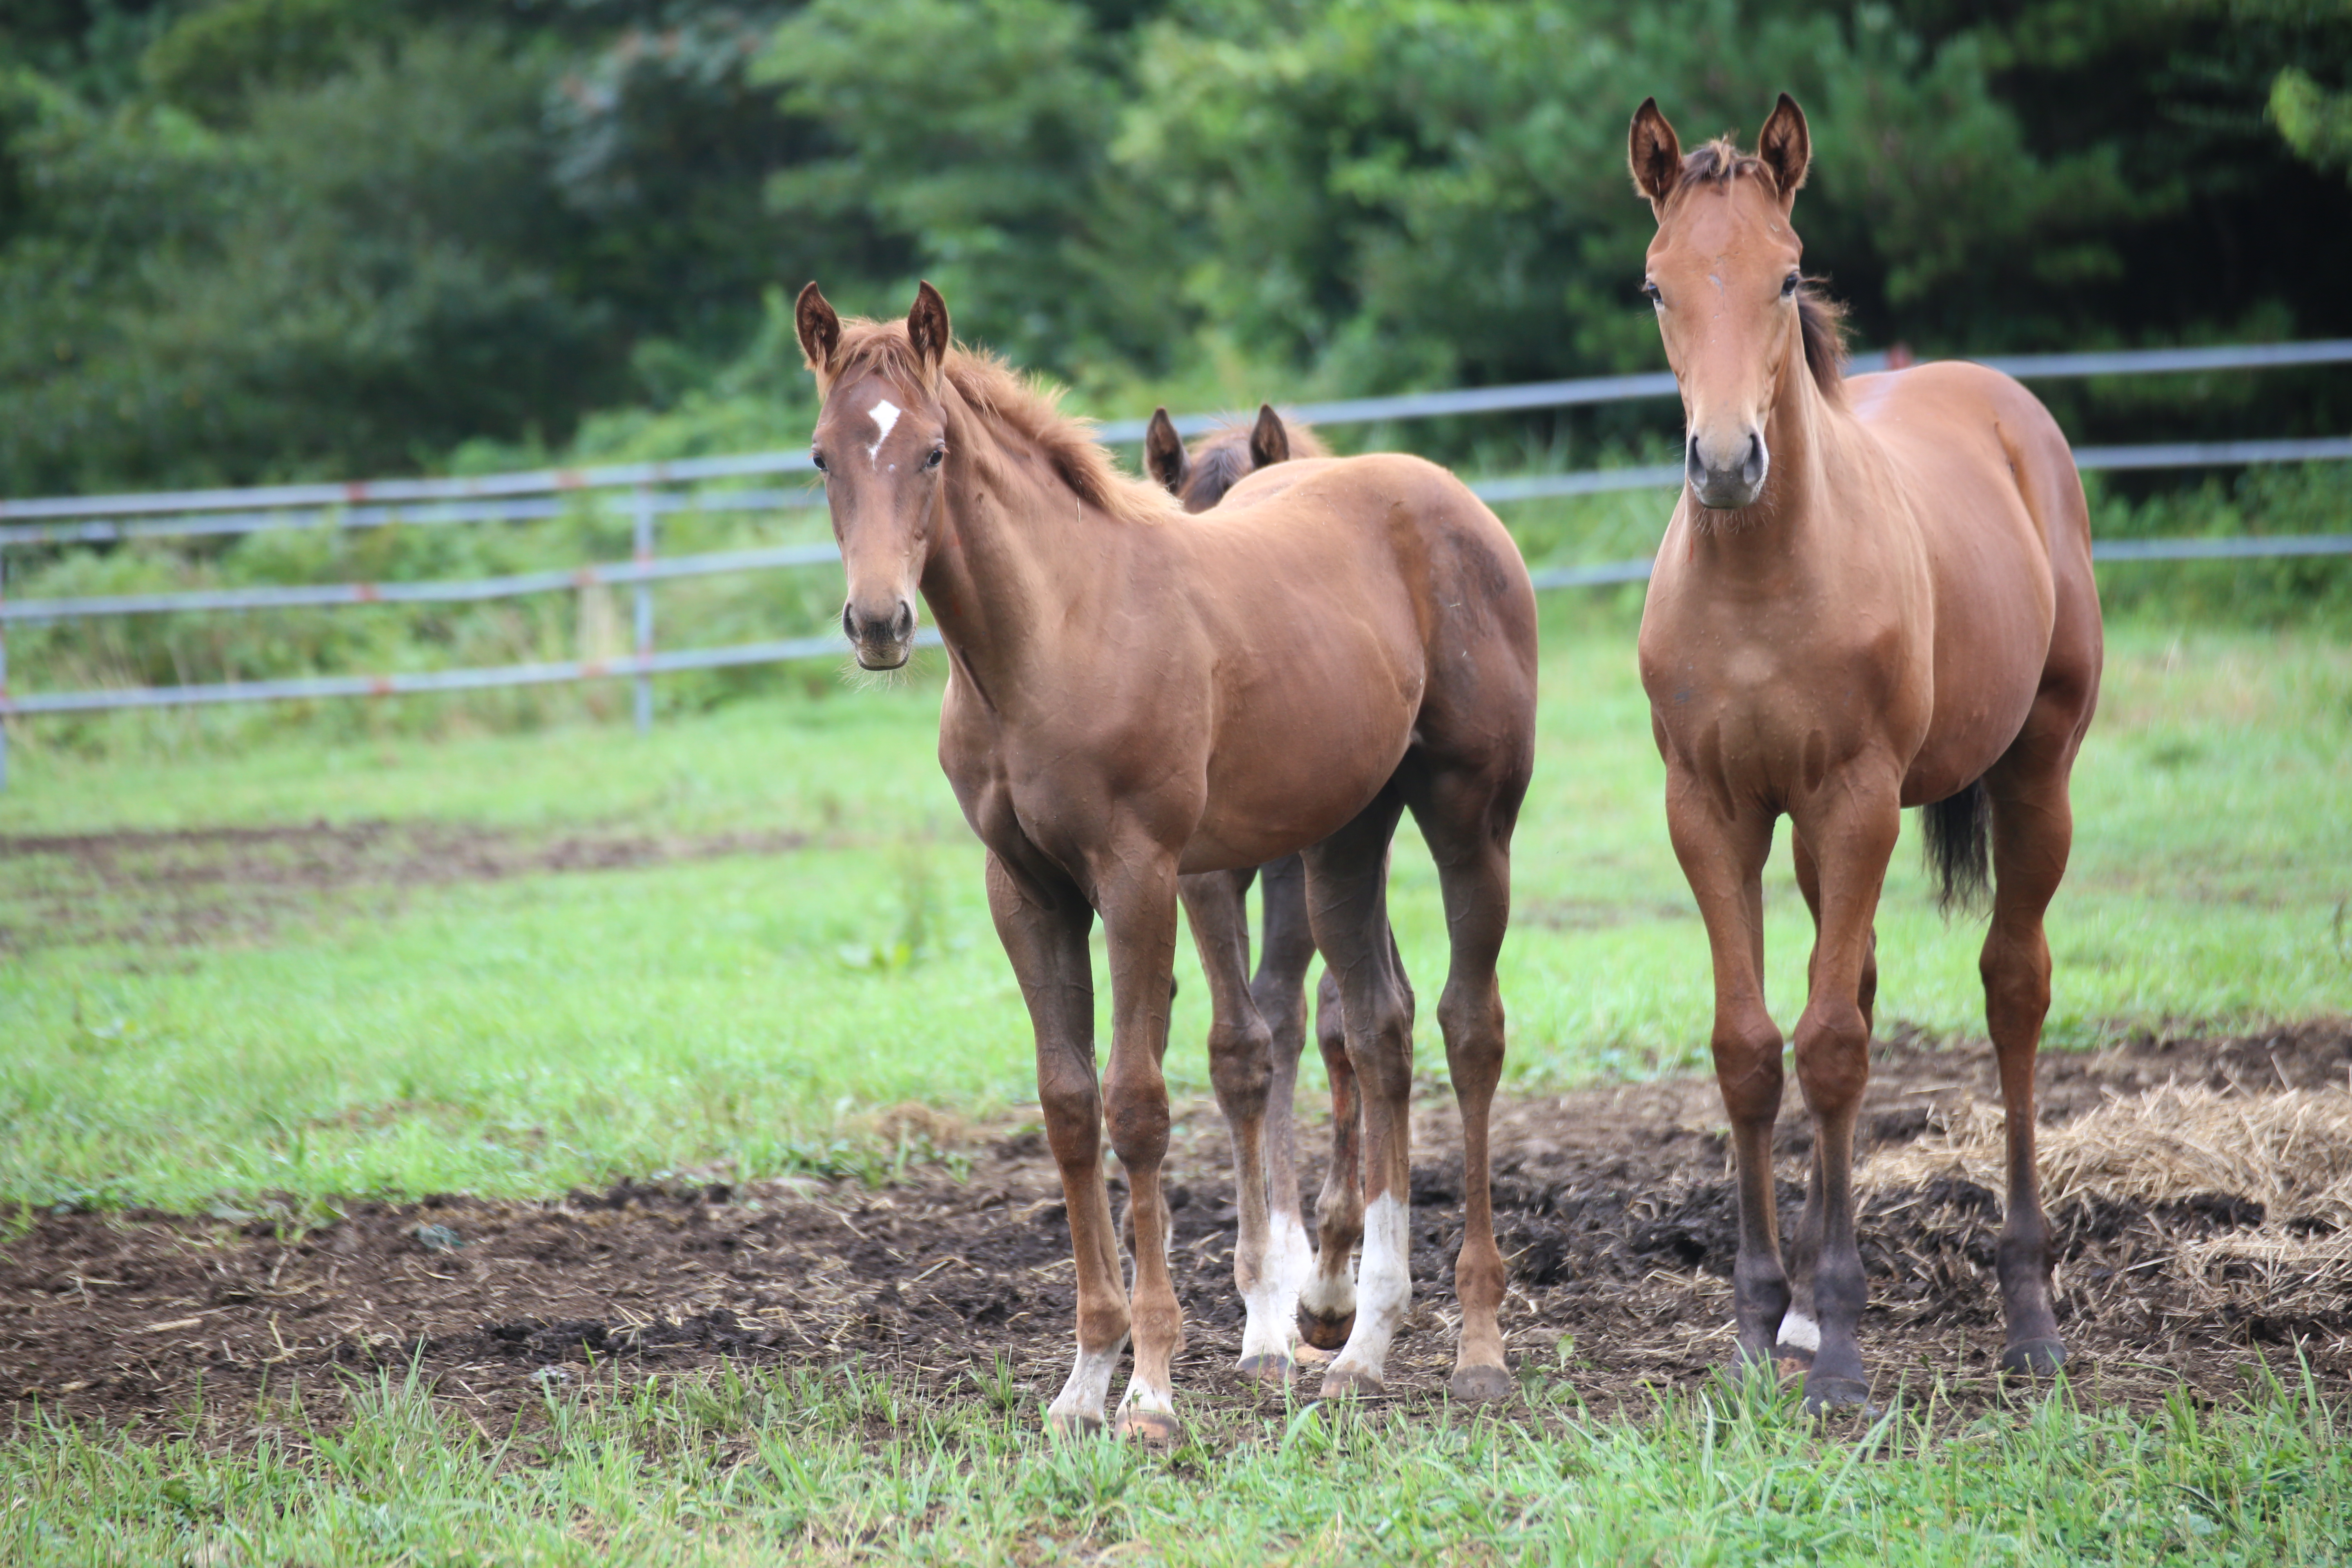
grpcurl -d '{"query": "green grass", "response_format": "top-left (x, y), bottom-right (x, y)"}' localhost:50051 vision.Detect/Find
top-left (8, 1359), bottom-right (2350, 1565)
top-left (2, 615), bottom-right (2348, 1212)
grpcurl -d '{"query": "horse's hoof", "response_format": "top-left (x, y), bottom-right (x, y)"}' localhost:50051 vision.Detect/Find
top-left (1800, 1374), bottom-right (1877, 1417)
top-left (1318, 1363), bottom-right (1386, 1400)
top-left (1114, 1407), bottom-right (1180, 1447)
top-left (1238, 1353), bottom-right (1298, 1387)
top-left (1448, 1363), bottom-right (1514, 1404)
top-left (1046, 1410), bottom-right (1105, 1439)
top-left (1999, 1337), bottom-right (2068, 1379)
top-left (1297, 1306), bottom-right (1354, 1352)
top-left (1291, 1341), bottom-right (1337, 1368)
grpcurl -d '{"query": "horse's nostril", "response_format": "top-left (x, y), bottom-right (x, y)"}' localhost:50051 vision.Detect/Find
top-left (1743, 432), bottom-right (1768, 486)
top-left (840, 601), bottom-right (858, 641)
top-left (892, 601), bottom-right (915, 641)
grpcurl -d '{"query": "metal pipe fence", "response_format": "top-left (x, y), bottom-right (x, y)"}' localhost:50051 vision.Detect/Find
top-left (2, 336), bottom-right (2348, 788)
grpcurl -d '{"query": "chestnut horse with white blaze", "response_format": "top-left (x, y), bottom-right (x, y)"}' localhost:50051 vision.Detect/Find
top-left (796, 282), bottom-right (1537, 1436)
top-left (1629, 94), bottom-right (2102, 1408)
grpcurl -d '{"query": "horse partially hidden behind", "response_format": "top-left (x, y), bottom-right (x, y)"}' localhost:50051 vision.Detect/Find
top-left (796, 280), bottom-right (1537, 1436)
top-left (1143, 405), bottom-right (1374, 1367)
top-left (1628, 95), bottom-right (2102, 1408)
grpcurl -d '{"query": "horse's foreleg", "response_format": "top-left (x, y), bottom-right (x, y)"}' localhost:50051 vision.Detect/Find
top-left (986, 854), bottom-right (1121, 1435)
top-left (1177, 868), bottom-right (1292, 1383)
top-left (1252, 854), bottom-right (1320, 1332)
top-left (1666, 781), bottom-right (1787, 1376)
top-left (1298, 964), bottom-right (1362, 1350)
top-left (1301, 793), bottom-right (1414, 1397)
top-left (1784, 778), bottom-right (1902, 1411)
top-left (1980, 719), bottom-right (2085, 1377)
top-left (1781, 833), bottom-right (1874, 1370)
top-left (1096, 849), bottom-right (1187, 1443)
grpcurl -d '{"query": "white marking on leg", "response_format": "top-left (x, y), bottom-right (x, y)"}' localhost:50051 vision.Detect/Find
top-left (1047, 1334), bottom-right (1126, 1429)
top-left (1270, 1214), bottom-right (1315, 1320)
top-left (1299, 1246), bottom-right (1357, 1323)
top-left (1116, 1370), bottom-right (1174, 1419)
top-left (1326, 1193), bottom-right (1410, 1383)
top-left (1776, 1310), bottom-right (1821, 1353)
top-left (865, 397), bottom-right (901, 467)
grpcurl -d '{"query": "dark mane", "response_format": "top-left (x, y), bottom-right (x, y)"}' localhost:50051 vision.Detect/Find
top-left (1796, 288), bottom-right (1849, 400)
top-left (1183, 419), bottom-right (1331, 508)
top-left (1676, 137), bottom-right (1849, 400)
top-left (822, 318), bottom-right (1179, 525)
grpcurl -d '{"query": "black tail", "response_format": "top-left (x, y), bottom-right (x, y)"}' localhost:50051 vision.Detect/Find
top-left (1920, 781), bottom-right (1991, 917)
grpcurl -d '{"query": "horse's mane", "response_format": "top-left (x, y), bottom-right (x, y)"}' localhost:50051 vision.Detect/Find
top-left (1675, 137), bottom-right (1851, 402)
top-left (1186, 419), bottom-right (1331, 503)
top-left (824, 318), bottom-right (1180, 525)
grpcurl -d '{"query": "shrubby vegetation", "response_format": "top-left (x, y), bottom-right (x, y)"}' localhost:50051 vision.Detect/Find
top-left (4, 0), bottom-right (2348, 493)
top-left (0, 0), bottom-right (2345, 747)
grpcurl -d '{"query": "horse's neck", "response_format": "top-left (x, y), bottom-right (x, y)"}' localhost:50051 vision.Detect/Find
top-left (918, 404), bottom-right (1103, 711)
top-left (1686, 353), bottom-right (1849, 586)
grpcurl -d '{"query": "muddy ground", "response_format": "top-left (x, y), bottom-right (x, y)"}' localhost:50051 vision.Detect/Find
top-left (7, 1021), bottom-right (2349, 1438)
top-left (0, 820), bottom-right (812, 951)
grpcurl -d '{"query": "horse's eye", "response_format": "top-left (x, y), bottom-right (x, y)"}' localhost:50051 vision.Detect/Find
top-left (923, 445), bottom-right (945, 470)
top-left (811, 449), bottom-right (828, 474)
top-left (1641, 279), bottom-right (1662, 304)
top-left (1782, 272), bottom-right (1802, 298)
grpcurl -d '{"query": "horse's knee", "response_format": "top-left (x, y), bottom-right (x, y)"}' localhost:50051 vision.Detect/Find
top-left (1037, 1060), bottom-right (1103, 1167)
top-left (1344, 984), bottom-right (1414, 1101)
top-left (1792, 1004), bottom-right (1869, 1116)
top-left (1711, 1016), bottom-right (1784, 1123)
top-left (1100, 1063), bottom-right (1171, 1167)
top-left (1207, 1015), bottom-right (1275, 1110)
top-left (1437, 981), bottom-right (1505, 1081)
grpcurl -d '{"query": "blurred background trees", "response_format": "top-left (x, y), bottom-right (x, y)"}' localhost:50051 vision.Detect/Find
top-left (2, 0), bottom-right (2348, 494)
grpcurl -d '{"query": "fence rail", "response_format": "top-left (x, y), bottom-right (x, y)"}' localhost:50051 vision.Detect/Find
top-left (2, 335), bottom-right (2348, 787)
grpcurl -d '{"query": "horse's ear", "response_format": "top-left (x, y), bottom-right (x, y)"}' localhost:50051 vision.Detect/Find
top-left (1757, 93), bottom-right (1811, 205)
top-left (1628, 97), bottom-right (1682, 215)
top-left (907, 280), bottom-right (951, 388)
top-left (1144, 408), bottom-right (1188, 494)
top-left (1248, 404), bottom-right (1290, 469)
top-left (795, 282), bottom-right (841, 380)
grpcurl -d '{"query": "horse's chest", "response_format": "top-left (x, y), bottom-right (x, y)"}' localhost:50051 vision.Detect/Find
top-left (1646, 635), bottom-right (1913, 802)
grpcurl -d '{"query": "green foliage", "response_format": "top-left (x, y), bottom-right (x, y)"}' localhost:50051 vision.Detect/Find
top-left (2271, 64), bottom-right (2352, 176)
top-left (6, 0), bottom-right (2350, 495)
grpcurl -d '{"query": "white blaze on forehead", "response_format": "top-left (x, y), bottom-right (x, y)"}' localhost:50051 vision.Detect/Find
top-left (865, 397), bottom-right (902, 466)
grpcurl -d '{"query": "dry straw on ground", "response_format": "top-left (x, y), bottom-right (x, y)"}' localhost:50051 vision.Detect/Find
top-left (1863, 1078), bottom-right (2352, 1321)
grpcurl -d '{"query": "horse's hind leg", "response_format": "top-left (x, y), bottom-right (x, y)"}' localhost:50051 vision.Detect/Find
top-left (987, 853), bottom-right (1125, 1435)
top-left (1301, 791), bottom-right (1414, 1396)
top-left (1176, 866), bottom-right (1294, 1382)
top-left (1251, 854), bottom-right (1322, 1334)
top-left (1978, 688), bottom-right (2094, 1376)
top-left (1401, 765), bottom-right (1527, 1402)
top-left (1298, 962), bottom-right (1363, 1351)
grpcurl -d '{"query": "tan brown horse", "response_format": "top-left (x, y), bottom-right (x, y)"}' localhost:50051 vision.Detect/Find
top-left (1143, 406), bottom-right (1374, 1370)
top-left (1629, 95), bottom-right (2102, 1408)
top-left (797, 281), bottom-right (1537, 1435)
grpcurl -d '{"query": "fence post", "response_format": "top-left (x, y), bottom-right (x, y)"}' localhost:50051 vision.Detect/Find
top-left (632, 484), bottom-right (655, 735)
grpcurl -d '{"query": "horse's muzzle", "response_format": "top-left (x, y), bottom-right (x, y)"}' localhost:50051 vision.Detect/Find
top-left (1687, 430), bottom-right (1769, 510)
top-left (843, 599), bottom-right (916, 669)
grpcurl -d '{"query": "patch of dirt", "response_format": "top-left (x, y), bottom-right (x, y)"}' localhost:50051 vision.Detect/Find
top-left (5, 1021), bottom-right (2349, 1438)
top-left (0, 822), bottom-right (809, 950)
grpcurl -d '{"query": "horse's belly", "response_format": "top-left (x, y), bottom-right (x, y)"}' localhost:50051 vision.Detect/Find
top-left (1182, 678), bottom-right (1419, 871)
